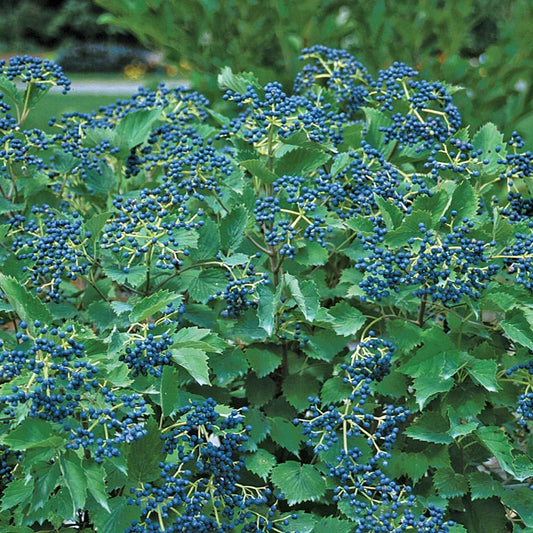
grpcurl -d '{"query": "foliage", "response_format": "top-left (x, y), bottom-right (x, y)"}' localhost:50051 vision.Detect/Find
top-left (0, 49), bottom-right (532, 532)
top-left (95, 0), bottom-right (533, 144)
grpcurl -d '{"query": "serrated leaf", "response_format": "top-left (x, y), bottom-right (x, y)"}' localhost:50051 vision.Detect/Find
top-left (160, 365), bottom-right (181, 417)
top-left (58, 452), bottom-right (88, 515)
top-left (282, 374), bottom-right (320, 410)
top-left (313, 516), bottom-right (354, 533)
top-left (245, 346), bottom-right (282, 377)
top-left (463, 497), bottom-right (508, 533)
top-left (446, 180), bottom-right (479, 222)
top-left (413, 373), bottom-right (454, 409)
top-left (386, 451), bottom-right (429, 484)
top-left (321, 377), bottom-right (352, 404)
top-left (126, 419), bottom-right (164, 484)
top-left (241, 159), bottom-right (278, 184)
top-left (171, 347), bottom-right (210, 385)
top-left (187, 268), bottom-right (227, 303)
top-left (269, 417), bottom-right (304, 455)
top-left (1, 478), bottom-right (34, 511)
top-left (467, 359), bottom-right (500, 391)
top-left (193, 218), bottom-right (221, 260)
top-left (468, 471), bottom-right (503, 500)
top-left (374, 196), bottom-right (404, 229)
top-left (103, 264), bottom-right (147, 287)
top-left (87, 301), bottom-right (116, 330)
top-left (294, 241), bottom-right (329, 266)
top-left (284, 274), bottom-right (319, 321)
top-left (85, 462), bottom-right (110, 512)
top-left (476, 426), bottom-right (514, 475)
top-left (362, 107), bottom-right (394, 156)
top-left (275, 148), bottom-right (330, 176)
top-left (246, 374), bottom-right (276, 406)
top-left (385, 320), bottom-right (423, 352)
top-left (472, 122), bottom-right (506, 175)
top-left (303, 328), bottom-right (347, 361)
top-left (1, 418), bottom-right (66, 450)
top-left (0, 274), bottom-right (53, 326)
top-left (270, 461), bottom-right (326, 505)
top-left (405, 412), bottom-right (453, 444)
top-left (115, 108), bottom-right (162, 149)
top-left (256, 284), bottom-right (276, 336)
top-left (173, 326), bottom-right (224, 352)
top-left (411, 189), bottom-right (452, 225)
top-left (501, 309), bottom-right (533, 350)
top-left (385, 210), bottom-right (434, 247)
top-left (210, 348), bottom-right (250, 386)
top-left (501, 487), bottom-right (533, 527)
top-left (245, 449), bottom-right (277, 480)
top-left (331, 152), bottom-right (352, 176)
top-left (433, 468), bottom-right (468, 498)
top-left (217, 66), bottom-right (261, 93)
top-left (90, 496), bottom-right (142, 533)
top-left (327, 301), bottom-right (366, 337)
top-left (220, 206), bottom-right (248, 253)
top-left (129, 290), bottom-right (181, 322)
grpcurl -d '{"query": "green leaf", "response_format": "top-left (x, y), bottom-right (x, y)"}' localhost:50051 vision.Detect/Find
top-left (405, 412), bottom-right (453, 444)
top-left (245, 374), bottom-right (276, 406)
top-left (58, 452), bottom-right (88, 514)
top-left (217, 66), bottom-right (261, 93)
top-left (87, 301), bottom-right (116, 331)
top-left (411, 190), bottom-right (452, 226)
top-left (90, 496), bottom-right (142, 533)
top-left (220, 206), bottom-right (248, 253)
top-left (172, 327), bottom-right (225, 352)
top-left (245, 449), bottom-right (277, 480)
top-left (129, 290), bottom-right (181, 322)
top-left (246, 346), bottom-right (282, 377)
top-left (115, 108), bottom-right (162, 149)
top-left (257, 284), bottom-right (276, 336)
top-left (446, 180), bottom-right (479, 222)
top-left (412, 373), bottom-right (454, 409)
top-left (0, 274), bottom-right (53, 327)
top-left (293, 241), bottom-right (329, 266)
top-left (1, 418), bottom-right (66, 450)
top-left (193, 218), bottom-right (221, 260)
top-left (462, 497), bottom-right (508, 533)
top-left (327, 301), bottom-right (366, 337)
top-left (312, 516), bottom-right (355, 533)
top-left (385, 451), bottom-right (429, 484)
top-left (501, 487), bottom-right (533, 527)
top-left (103, 264), bottom-right (147, 287)
top-left (476, 426), bottom-right (514, 475)
top-left (284, 274), bottom-right (319, 321)
top-left (501, 309), bottom-right (533, 350)
top-left (84, 462), bottom-right (110, 512)
top-left (321, 377), bottom-right (352, 404)
top-left (467, 359), bottom-right (500, 391)
top-left (468, 471), bottom-right (503, 500)
top-left (186, 268), bottom-right (227, 303)
top-left (0, 74), bottom-right (22, 107)
top-left (210, 348), bottom-right (250, 386)
top-left (362, 107), bottom-right (393, 156)
top-left (385, 210), bottom-right (434, 247)
top-left (472, 122), bottom-right (506, 175)
top-left (433, 468), bottom-right (468, 498)
top-left (85, 162), bottom-right (117, 194)
top-left (1, 478), bottom-right (34, 511)
top-left (270, 461), bottom-right (326, 505)
top-left (126, 419), bottom-right (164, 484)
top-left (240, 159), bottom-right (278, 184)
top-left (374, 196), bottom-right (404, 229)
top-left (304, 328), bottom-right (348, 361)
top-left (268, 417), bottom-right (304, 455)
top-left (160, 365), bottom-right (181, 416)
top-left (275, 148), bottom-right (330, 176)
top-left (282, 374), bottom-right (320, 410)
top-left (385, 319), bottom-right (423, 353)
top-left (171, 347), bottom-right (210, 385)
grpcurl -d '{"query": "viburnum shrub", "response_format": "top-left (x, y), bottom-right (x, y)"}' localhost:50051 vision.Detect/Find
top-left (0, 49), bottom-right (532, 532)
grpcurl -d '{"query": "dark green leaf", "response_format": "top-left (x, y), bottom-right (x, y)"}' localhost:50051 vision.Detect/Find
top-left (467, 359), bottom-right (500, 391)
top-left (129, 290), bottom-right (181, 322)
top-left (472, 122), bottom-right (506, 175)
top-left (210, 348), bottom-right (250, 386)
top-left (374, 196), bottom-right (404, 229)
top-left (321, 377), bottom-right (352, 404)
top-left (2, 418), bottom-right (66, 450)
top-left (468, 471), bottom-right (503, 500)
top-left (282, 374), bottom-right (320, 410)
top-left (405, 412), bottom-right (453, 444)
top-left (220, 206), bottom-right (248, 253)
top-left (246, 346), bottom-right (282, 377)
top-left (84, 462), bottom-right (110, 512)
top-left (126, 419), bottom-right (164, 483)
top-left (385, 210), bottom-right (434, 247)
top-left (186, 268), bottom-right (227, 303)
top-left (115, 108), bottom-right (162, 149)
top-left (257, 284), bottom-right (276, 336)
top-left (501, 309), bottom-right (533, 350)
top-left (240, 159), bottom-right (278, 184)
top-left (90, 496), bottom-right (142, 533)
top-left (462, 497), bottom-right (508, 533)
top-left (58, 452), bottom-right (88, 514)
top-left (476, 426), bottom-right (514, 475)
top-left (327, 301), bottom-right (366, 337)
top-left (171, 347), bottom-right (210, 385)
top-left (446, 180), bottom-right (479, 222)
top-left (313, 516), bottom-right (355, 533)
top-left (501, 487), bottom-right (533, 527)
top-left (433, 468), bottom-right (468, 498)
top-left (270, 461), bottom-right (326, 505)
top-left (1, 478), bottom-right (34, 511)
top-left (269, 417), bottom-right (304, 455)
top-left (245, 374), bottom-right (276, 406)
top-left (275, 148), bottom-right (330, 177)
top-left (284, 274), bottom-right (319, 321)
top-left (245, 449), bottom-right (277, 480)
top-left (103, 264), bottom-right (147, 287)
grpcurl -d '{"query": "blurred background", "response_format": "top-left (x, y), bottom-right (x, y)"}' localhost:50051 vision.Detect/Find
top-left (1, 0), bottom-right (532, 147)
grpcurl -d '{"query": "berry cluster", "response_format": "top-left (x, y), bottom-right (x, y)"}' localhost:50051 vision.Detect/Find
top-left (0, 55), bottom-right (71, 94)
top-left (506, 361), bottom-right (533, 425)
top-left (10, 205), bottom-right (91, 301)
top-left (128, 399), bottom-right (294, 532)
top-left (503, 230), bottom-right (533, 292)
top-left (121, 329), bottom-right (174, 377)
top-left (357, 220), bottom-right (499, 303)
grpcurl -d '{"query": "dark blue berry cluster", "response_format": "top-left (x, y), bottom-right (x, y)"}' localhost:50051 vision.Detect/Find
top-left (503, 231), bottom-right (533, 292)
top-left (10, 205), bottom-right (91, 301)
top-left (506, 361), bottom-right (533, 425)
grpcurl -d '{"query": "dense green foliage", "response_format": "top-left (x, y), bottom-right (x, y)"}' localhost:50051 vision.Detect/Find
top-left (95, 0), bottom-right (533, 143)
top-left (0, 49), bottom-right (532, 532)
